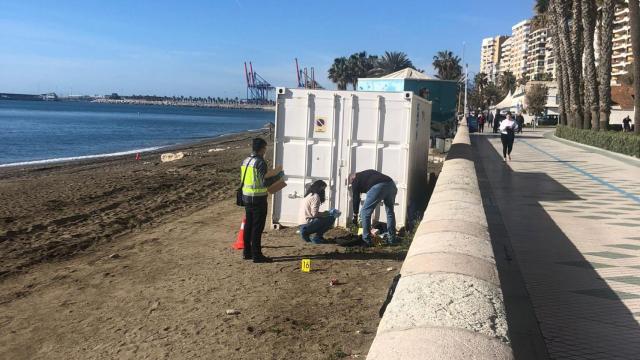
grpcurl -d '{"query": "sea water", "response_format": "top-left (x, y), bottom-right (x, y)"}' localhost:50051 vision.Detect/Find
top-left (0, 100), bottom-right (274, 166)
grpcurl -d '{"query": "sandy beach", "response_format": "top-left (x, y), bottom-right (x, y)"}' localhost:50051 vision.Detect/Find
top-left (0, 130), bottom-right (411, 359)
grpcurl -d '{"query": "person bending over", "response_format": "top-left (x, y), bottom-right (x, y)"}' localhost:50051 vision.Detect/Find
top-left (298, 180), bottom-right (338, 244)
top-left (349, 170), bottom-right (397, 246)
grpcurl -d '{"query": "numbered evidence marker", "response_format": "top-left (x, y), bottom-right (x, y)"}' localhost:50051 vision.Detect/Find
top-left (301, 259), bottom-right (311, 273)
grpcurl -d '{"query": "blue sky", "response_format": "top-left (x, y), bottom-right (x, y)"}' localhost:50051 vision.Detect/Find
top-left (0, 0), bottom-right (533, 97)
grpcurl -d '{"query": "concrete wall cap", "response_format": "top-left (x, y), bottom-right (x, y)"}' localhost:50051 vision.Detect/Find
top-left (414, 220), bottom-right (489, 238)
top-left (401, 252), bottom-right (499, 285)
top-left (368, 123), bottom-right (512, 358)
top-left (367, 327), bottom-right (514, 360)
top-left (408, 232), bottom-right (493, 261)
top-left (377, 273), bottom-right (508, 341)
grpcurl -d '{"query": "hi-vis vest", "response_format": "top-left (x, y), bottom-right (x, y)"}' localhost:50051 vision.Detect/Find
top-left (241, 156), bottom-right (268, 197)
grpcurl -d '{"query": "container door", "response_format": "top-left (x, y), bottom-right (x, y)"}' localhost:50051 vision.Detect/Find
top-left (272, 89), bottom-right (341, 227)
top-left (340, 92), bottom-right (411, 229)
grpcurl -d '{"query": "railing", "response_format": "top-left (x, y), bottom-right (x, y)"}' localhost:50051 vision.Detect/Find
top-left (367, 121), bottom-right (513, 359)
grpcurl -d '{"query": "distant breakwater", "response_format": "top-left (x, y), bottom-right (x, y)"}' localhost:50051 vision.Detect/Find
top-left (92, 98), bottom-right (275, 111)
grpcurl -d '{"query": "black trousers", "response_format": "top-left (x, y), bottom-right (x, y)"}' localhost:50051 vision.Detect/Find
top-left (244, 197), bottom-right (267, 257)
top-left (501, 133), bottom-right (515, 158)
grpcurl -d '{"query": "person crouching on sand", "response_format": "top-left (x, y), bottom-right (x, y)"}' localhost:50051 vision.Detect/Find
top-left (499, 113), bottom-right (518, 162)
top-left (298, 180), bottom-right (339, 244)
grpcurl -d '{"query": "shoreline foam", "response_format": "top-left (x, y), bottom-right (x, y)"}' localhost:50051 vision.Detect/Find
top-left (0, 128), bottom-right (267, 169)
top-left (0, 146), bottom-right (165, 168)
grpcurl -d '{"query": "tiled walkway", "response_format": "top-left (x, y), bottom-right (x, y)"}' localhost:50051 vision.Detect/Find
top-left (474, 130), bottom-right (640, 360)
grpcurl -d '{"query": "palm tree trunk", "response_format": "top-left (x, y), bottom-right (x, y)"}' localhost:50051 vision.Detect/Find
top-left (552, 0), bottom-right (584, 128)
top-left (598, 0), bottom-right (615, 131)
top-left (572, 0), bottom-right (586, 129)
top-left (629, 0), bottom-right (640, 134)
top-left (583, 0), bottom-right (600, 130)
top-left (550, 17), bottom-right (569, 126)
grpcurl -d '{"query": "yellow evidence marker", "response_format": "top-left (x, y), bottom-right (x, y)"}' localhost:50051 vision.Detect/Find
top-left (301, 259), bottom-right (311, 273)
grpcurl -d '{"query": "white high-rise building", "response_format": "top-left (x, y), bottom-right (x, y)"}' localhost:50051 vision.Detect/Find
top-left (509, 20), bottom-right (532, 80)
top-left (498, 36), bottom-right (514, 78)
top-left (480, 36), bottom-right (509, 83)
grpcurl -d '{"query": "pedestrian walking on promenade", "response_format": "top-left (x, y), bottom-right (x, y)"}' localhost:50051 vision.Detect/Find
top-left (349, 170), bottom-right (398, 246)
top-left (493, 111), bottom-right (502, 134)
top-left (298, 180), bottom-right (338, 244)
top-left (239, 138), bottom-right (278, 263)
top-left (478, 113), bottom-right (486, 133)
top-left (622, 116), bottom-right (632, 132)
top-left (487, 111), bottom-right (494, 128)
top-left (499, 114), bottom-right (518, 162)
top-left (516, 113), bottom-right (525, 133)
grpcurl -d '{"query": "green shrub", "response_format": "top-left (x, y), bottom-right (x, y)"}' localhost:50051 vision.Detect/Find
top-left (555, 126), bottom-right (640, 158)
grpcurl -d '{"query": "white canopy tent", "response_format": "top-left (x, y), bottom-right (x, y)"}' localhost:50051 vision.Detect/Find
top-left (380, 68), bottom-right (438, 80)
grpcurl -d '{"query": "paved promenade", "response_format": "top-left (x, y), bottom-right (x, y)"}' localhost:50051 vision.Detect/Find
top-left (473, 129), bottom-right (640, 360)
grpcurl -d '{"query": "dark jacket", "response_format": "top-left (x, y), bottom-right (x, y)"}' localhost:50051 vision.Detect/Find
top-left (351, 170), bottom-right (393, 214)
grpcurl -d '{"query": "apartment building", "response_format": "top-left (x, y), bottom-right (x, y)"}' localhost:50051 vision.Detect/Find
top-left (480, 36), bottom-right (509, 83)
top-left (544, 36), bottom-right (555, 78)
top-left (497, 36), bottom-right (514, 78)
top-left (482, 1), bottom-right (637, 88)
top-left (611, 0), bottom-right (634, 84)
top-left (526, 27), bottom-right (551, 81)
top-left (509, 20), bottom-right (532, 80)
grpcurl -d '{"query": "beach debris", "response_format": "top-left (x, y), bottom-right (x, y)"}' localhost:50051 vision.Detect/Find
top-left (226, 309), bottom-right (241, 315)
top-left (329, 278), bottom-right (340, 286)
top-left (386, 267), bottom-right (394, 272)
top-left (108, 253), bottom-right (121, 259)
top-left (135, 153), bottom-right (141, 161)
top-left (148, 301), bottom-right (160, 314)
top-left (208, 148), bottom-right (226, 153)
top-left (160, 152), bottom-right (185, 163)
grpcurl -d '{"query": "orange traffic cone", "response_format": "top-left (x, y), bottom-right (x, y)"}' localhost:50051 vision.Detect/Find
top-left (135, 153), bottom-right (141, 161)
top-left (232, 217), bottom-right (246, 250)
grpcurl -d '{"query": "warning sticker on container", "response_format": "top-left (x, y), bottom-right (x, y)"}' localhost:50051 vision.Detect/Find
top-left (314, 117), bottom-right (326, 133)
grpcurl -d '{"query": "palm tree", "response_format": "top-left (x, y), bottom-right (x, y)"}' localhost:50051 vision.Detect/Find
top-left (474, 72), bottom-right (489, 93)
top-left (629, 0), bottom-right (640, 133)
top-left (534, 0), bottom-right (550, 16)
top-left (371, 51), bottom-right (414, 77)
top-left (432, 50), bottom-right (462, 81)
top-left (346, 52), bottom-right (378, 89)
top-left (536, 0), bottom-right (567, 125)
top-left (598, 0), bottom-right (616, 130)
top-left (551, 0), bottom-right (584, 128)
top-left (572, 0), bottom-right (587, 129)
top-left (328, 57), bottom-right (349, 90)
top-left (583, 0), bottom-right (600, 130)
top-left (498, 71), bottom-right (517, 95)
top-left (517, 76), bottom-right (529, 87)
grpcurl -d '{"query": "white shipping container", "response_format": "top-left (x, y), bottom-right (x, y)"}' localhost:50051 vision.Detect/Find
top-left (271, 88), bottom-right (431, 229)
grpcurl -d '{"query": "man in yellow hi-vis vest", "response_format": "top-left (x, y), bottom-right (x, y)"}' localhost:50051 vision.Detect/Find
top-left (240, 138), bottom-right (278, 263)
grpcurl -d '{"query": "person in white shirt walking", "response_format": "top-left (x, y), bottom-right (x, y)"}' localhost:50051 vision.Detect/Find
top-left (298, 180), bottom-right (338, 244)
top-left (499, 113), bottom-right (519, 162)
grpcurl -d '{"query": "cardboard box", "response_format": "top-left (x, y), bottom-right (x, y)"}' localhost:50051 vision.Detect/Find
top-left (268, 179), bottom-right (287, 195)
